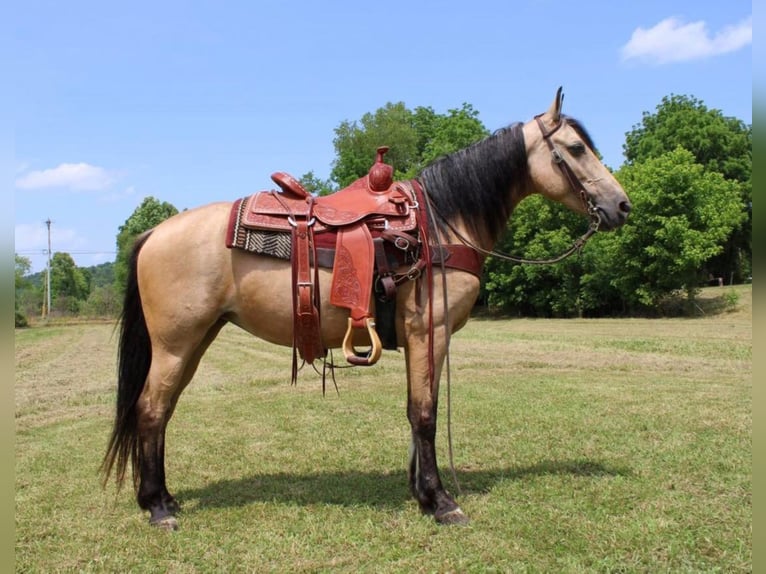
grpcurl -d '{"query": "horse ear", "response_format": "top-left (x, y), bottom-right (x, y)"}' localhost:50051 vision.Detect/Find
top-left (546, 86), bottom-right (564, 122)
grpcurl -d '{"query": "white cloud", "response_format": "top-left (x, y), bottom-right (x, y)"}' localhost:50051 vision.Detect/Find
top-left (621, 15), bottom-right (752, 64)
top-left (15, 162), bottom-right (115, 191)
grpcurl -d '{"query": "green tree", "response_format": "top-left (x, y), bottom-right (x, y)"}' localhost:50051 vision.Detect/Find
top-left (299, 171), bottom-right (335, 197)
top-left (114, 197), bottom-right (179, 295)
top-left (331, 102), bottom-right (420, 187)
top-left (15, 254), bottom-right (32, 326)
top-left (611, 148), bottom-right (745, 310)
top-left (80, 284), bottom-right (120, 317)
top-left (418, 103), bottom-right (490, 167)
top-left (50, 252), bottom-right (89, 314)
top-left (330, 102), bottom-right (489, 187)
top-left (15, 254), bottom-right (31, 291)
top-left (484, 197), bottom-right (590, 317)
top-left (623, 94), bottom-right (751, 283)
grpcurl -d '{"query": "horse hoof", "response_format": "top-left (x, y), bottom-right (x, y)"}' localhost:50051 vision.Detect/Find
top-left (151, 516), bottom-right (179, 531)
top-left (435, 508), bottom-right (470, 526)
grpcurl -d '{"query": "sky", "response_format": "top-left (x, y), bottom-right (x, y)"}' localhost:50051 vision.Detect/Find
top-left (11, 1), bottom-right (752, 273)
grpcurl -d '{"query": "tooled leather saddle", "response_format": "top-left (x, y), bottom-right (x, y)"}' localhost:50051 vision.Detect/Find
top-left (226, 147), bottom-right (484, 373)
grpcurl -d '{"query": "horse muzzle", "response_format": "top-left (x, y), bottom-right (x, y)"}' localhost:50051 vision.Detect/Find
top-left (595, 198), bottom-right (632, 231)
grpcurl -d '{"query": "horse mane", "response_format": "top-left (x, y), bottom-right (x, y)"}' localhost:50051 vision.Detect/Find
top-left (416, 115), bottom-right (595, 244)
top-left (417, 122), bottom-right (529, 243)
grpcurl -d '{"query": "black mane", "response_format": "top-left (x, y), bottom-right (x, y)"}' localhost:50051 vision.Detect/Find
top-left (417, 115), bottom-right (594, 244)
top-left (417, 122), bottom-right (528, 244)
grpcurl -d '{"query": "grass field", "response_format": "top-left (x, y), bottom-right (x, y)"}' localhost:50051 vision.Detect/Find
top-left (15, 286), bottom-right (751, 572)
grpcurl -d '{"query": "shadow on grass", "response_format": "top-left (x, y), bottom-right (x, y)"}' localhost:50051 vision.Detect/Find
top-left (176, 459), bottom-right (632, 512)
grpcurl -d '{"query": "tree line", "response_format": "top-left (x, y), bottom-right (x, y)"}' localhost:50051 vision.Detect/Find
top-left (15, 94), bottom-right (751, 325)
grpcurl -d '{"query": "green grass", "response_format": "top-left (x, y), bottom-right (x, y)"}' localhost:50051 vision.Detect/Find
top-left (15, 286), bottom-right (751, 572)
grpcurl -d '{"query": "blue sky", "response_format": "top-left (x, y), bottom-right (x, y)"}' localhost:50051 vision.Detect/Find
top-left (12, 1), bottom-right (752, 273)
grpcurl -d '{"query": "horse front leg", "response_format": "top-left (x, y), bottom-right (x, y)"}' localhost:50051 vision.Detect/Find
top-left (404, 335), bottom-right (469, 525)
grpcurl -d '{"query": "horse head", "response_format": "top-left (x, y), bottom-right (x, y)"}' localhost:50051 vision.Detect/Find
top-left (523, 87), bottom-right (632, 230)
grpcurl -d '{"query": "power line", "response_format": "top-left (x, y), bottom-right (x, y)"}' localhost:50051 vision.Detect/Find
top-left (16, 250), bottom-right (117, 255)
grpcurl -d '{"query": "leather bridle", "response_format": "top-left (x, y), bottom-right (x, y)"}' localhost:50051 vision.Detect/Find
top-left (534, 114), bottom-right (602, 229)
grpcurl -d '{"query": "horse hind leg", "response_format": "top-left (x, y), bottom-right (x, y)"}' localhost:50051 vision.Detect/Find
top-left (135, 321), bottom-right (225, 530)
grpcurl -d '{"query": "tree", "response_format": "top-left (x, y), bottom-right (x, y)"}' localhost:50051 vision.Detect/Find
top-left (15, 254), bottom-right (31, 291)
top-left (623, 94), bottom-right (751, 282)
top-left (610, 148), bottom-right (745, 310)
top-left (50, 252), bottom-right (89, 314)
top-left (418, 103), bottom-right (490, 167)
top-left (114, 197), bottom-right (179, 295)
top-left (298, 170), bottom-right (334, 197)
top-left (331, 102), bottom-right (421, 187)
top-left (330, 102), bottom-right (489, 187)
top-left (483, 196), bottom-right (591, 317)
top-left (15, 254), bottom-right (32, 326)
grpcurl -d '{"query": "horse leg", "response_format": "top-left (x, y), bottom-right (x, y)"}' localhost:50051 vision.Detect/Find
top-left (404, 333), bottom-right (469, 525)
top-left (135, 321), bottom-right (224, 529)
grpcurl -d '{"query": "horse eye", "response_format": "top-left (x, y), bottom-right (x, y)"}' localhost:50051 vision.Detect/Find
top-left (568, 142), bottom-right (587, 156)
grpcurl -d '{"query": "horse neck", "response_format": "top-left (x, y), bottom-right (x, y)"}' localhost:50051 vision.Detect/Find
top-left (417, 122), bottom-right (531, 251)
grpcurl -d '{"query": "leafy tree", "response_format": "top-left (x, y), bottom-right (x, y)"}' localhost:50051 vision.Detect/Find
top-left (610, 148), bottom-right (745, 310)
top-left (50, 252), bottom-right (89, 314)
top-left (623, 94), bottom-right (751, 282)
top-left (330, 102), bottom-right (489, 187)
top-left (624, 94), bottom-right (751, 180)
top-left (299, 171), bottom-right (335, 197)
top-left (484, 197), bottom-right (590, 317)
top-left (85, 261), bottom-right (115, 290)
top-left (331, 102), bottom-right (420, 187)
top-left (114, 197), bottom-right (179, 295)
top-left (15, 254), bottom-right (32, 326)
top-left (80, 284), bottom-right (120, 317)
top-left (418, 103), bottom-right (490, 167)
top-left (15, 254), bottom-right (31, 291)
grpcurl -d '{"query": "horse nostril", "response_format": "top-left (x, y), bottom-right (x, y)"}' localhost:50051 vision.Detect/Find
top-left (619, 201), bottom-right (632, 214)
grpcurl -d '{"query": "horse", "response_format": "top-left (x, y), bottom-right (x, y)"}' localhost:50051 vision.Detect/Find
top-left (101, 88), bottom-right (631, 530)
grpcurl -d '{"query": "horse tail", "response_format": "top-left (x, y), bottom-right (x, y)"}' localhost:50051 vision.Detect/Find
top-left (101, 231), bottom-right (153, 491)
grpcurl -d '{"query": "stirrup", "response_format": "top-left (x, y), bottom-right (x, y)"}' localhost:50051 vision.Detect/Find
top-left (342, 317), bottom-right (383, 366)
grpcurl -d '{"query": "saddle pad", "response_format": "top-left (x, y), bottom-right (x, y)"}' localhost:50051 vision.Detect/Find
top-left (226, 197), bottom-right (293, 259)
top-left (226, 197), bottom-right (340, 264)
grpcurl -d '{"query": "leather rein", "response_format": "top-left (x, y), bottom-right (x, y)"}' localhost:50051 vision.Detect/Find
top-left (429, 115), bottom-right (603, 266)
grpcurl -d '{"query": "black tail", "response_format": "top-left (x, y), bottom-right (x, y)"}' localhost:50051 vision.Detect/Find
top-left (101, 231), bottom-right (153, 491)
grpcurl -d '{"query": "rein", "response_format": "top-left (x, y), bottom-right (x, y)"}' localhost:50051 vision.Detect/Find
top-left (426, 116), bottom-right (603, 266)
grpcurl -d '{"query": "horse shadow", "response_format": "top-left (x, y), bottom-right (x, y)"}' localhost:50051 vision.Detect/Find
top-left (175, 459), bottom-right (632, 512)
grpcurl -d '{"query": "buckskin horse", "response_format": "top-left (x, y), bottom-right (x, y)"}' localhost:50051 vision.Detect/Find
top-left (102, 88), bottom-right (631, 530)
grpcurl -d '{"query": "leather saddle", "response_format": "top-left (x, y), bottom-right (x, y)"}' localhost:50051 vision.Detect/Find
top-left (235, 147), bottom-right (419, 368)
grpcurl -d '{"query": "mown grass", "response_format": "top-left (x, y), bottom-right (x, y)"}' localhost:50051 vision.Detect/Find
top-left (15, 286), bottom-right (751, 572)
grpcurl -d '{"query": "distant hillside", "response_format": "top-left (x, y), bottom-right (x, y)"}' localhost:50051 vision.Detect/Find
top-left (26, 260), bottom-right (115, 289)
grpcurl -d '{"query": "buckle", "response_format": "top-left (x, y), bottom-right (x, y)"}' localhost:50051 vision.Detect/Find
top-left (287, 216), bottom-right (316, 228)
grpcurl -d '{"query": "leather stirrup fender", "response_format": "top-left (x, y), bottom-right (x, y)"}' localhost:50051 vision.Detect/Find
top-left (342, 317), bottom-right (383, 366)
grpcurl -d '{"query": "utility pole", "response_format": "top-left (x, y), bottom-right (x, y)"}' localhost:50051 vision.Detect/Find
top-left (43, 218), bottom-right (52, 319)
